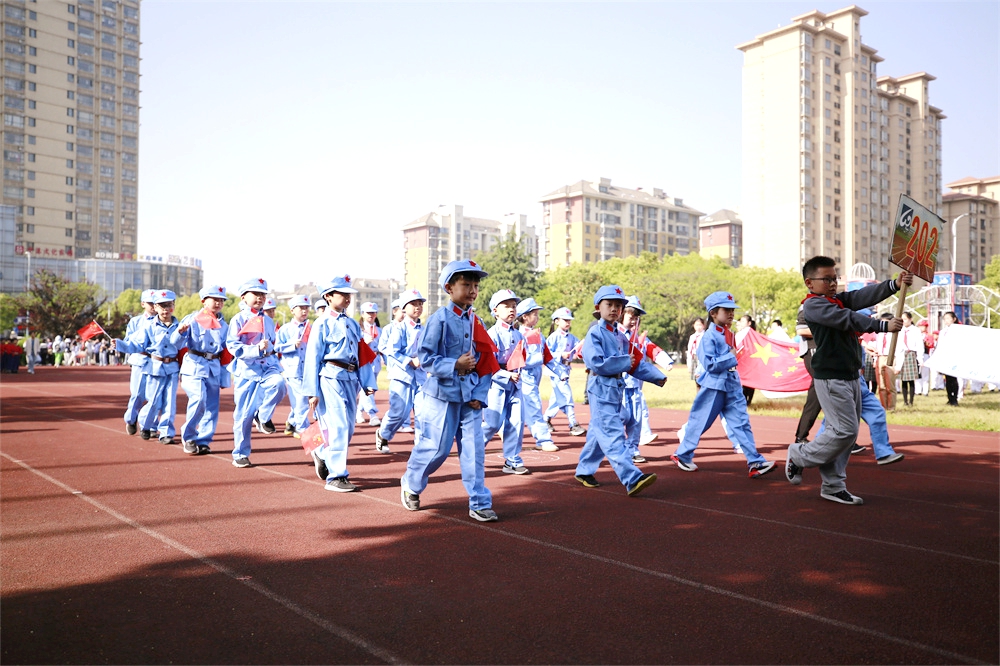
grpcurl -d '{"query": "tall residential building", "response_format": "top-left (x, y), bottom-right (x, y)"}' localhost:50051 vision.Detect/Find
top-left (699, 209), bottom-right (743, 267)
top-left (403, 205), bottom-right (538, 312)
top-left (538, 177), bottom-right (703, 270)
top-left (3, 0), bottom-right (141, 263)
top-left (738, 6), bottom-right (944, 278)
top-left (941, 176), bottom-right (1000, 282)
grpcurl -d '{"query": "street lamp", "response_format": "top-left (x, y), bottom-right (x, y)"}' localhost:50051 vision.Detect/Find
top-left (952, 212), bottom-right (972, 273)
top-left (24, 250), bottom-right (31, 341)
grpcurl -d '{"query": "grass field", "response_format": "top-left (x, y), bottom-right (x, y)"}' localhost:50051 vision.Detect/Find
top-left (377, 363), bottom-right (1000, 432)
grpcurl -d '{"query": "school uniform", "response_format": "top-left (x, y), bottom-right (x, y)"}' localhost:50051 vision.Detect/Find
top-left (123, 305), bottom-right (155, 430)
top-left (115, 309), bottom-right (181, 440)
top-left (357, 319), bottom-right (382, 419)
top-left (303, 306), bottom-right (376, 484)
top-left (543, 327), bottom-right (579, 425)
top-left (482, 319), bottom-right (526, 468)
top-left (171, 295), bottom-right (229, 452)
top-left (378, 312), bottom-right (425, 443)
top-left (275, 316), bottom-right (312, 433)
top-left (518, 322), bottom-right (562, 451)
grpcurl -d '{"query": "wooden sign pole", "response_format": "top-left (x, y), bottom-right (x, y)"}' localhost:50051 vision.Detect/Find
top-left (885, 280), bottom-right (909, 366)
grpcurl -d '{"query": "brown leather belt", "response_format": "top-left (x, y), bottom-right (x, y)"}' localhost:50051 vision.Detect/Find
top-left (326, 360), bottom-right (358, 372)
top-left (189, 349), bottom-right (221, 360)
top-left (152, 354), bottom-right (178, 363)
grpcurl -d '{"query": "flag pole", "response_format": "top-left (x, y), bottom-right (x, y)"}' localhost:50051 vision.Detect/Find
top-left (885, 280), bottom-right (909, 366)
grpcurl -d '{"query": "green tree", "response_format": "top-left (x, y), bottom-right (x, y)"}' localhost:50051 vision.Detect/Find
top-left (15, 269), bottom-right (104, 338)
top-left (534, 262), bottom-right (607, 337)
top-left (730, 266), bottom-right (805, 332)
top-left (472, 231), bottom-right (540, 319)
top-left (981, 255), bottom-right (1000, 291)
top-left (0, 293), bottom-right (19, 335)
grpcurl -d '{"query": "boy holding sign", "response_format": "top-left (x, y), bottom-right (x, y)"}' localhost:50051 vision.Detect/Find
top-left (786, 256), bottom-right (913, 505)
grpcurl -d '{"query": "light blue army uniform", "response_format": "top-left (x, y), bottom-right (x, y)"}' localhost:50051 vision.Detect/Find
top-left (123, 289), bottom-right (156, 431)
top-left (673, 292), bottom-right (771, 475)
top-left (543, 307), bottom-right (581, 428)
top-left (515, 298), bottom-right (563, 452)
top-left (226, 278), bottom-right (287, 465)
top-left (401, 260), bottom-right (494, 516)
top-left (170, 285), bottom-right (230, 453)
top-left (114, 290), bottom-right (181, 441)
top-left (275, 294), bottom-right (313, 434)
top-left (303, 276), bottom-right (377, 489)
top-left (356, 301), bottom-right (383, 423)
top-left (481, 289), bottom-right (527, 471)
top-left (576, 285), bottom-right (663, 492)
top-left (378, 299), bottom-right (414, 431)
top-left (376, 290), bottom-right (427, 449)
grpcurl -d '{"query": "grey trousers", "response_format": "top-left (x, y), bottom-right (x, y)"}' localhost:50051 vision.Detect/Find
top-left (788, 378), bottom-right (861, 494)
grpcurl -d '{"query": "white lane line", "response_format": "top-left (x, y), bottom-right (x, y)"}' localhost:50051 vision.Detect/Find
top-left (0, 451), bottom-right (405, 665)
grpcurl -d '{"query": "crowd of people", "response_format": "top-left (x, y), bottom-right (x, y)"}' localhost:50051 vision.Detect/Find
top-left (2, 332), bottom-right (121, 374)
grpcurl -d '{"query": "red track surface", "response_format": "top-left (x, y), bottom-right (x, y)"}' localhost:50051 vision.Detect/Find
top-left (2, 366), bottom-right (997, 665)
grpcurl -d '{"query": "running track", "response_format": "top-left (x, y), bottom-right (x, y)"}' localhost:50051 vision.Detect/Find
top-left (2, 367), bottom-right (997, 664)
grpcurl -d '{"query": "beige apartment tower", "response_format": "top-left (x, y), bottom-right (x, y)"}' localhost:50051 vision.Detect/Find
top-left (2, 0), bottom-right (140, 262)
top-left (539, 177), bottom-right (703, 270)
top-left (941, 176), bottom-right (1000, 283)
top-left (738, 5), bottom-right (943, 278)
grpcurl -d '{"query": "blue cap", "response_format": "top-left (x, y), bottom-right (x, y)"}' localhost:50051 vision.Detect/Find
top-left (439, 259), bottom-right (488, 290)
top-left (624, 295), bottom-right (646, 315)
top-left (360, 301), bottom-right (379, 313)
top-left (593, 285), bottom-right (627, 306)
top-left (238, 277), bottom-right (269, 295)
top-left (288, 294), bottom-right (311, 309)
top-left (313, 299), bottom-right (327, 312)
top-left (319, 275), bottom-right (358, 296)
top-left (199, 285), bottom-right (227, 300)
top-left (704, 291), bottom-right (740, 311)
top-left (263, 297), bottom-right (277, 310)
top-left (141, 289), bottom-right (156, 303)
top-left (551, 307), bottom-right (574, 321)
top-left (515, 297), bottom-right (543, 318)
top-left (398, 289), bottom-right (426, 307)
top-left (490, 289), bottom-right (520, 312)
top-left (151, 289), bottom-right (176, 304)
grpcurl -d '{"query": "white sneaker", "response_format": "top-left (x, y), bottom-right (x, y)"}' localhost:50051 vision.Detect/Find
top-left (369, 416), bottom-right (381, 427)
top-left (639, 432), bottom-right (659, 446)
top-left (400, 426), bottom-right (414, 433)
top-left (355, 412), bottom-right (365, 424)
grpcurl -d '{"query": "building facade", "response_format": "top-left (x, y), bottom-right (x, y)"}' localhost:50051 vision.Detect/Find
top-left (403, 205), bottom-right (538, 312)
top-left (699, 209), bottom-right (742, 267)
top-left (941, 176), bottom-right (1000, 283)
top-left (738, 6), bottom-right (944, 278)
top-left (2, 0), bottom-right (140, 262)
top-left (538, 177), bottom-right (703, 271)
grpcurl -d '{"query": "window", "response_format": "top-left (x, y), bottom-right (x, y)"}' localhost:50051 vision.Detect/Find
top-left (68, 39), bottom-right (76, 48)
top-left (26, 223), bottom-right (35, 233)
top-left (26, 189), bottom-right (34, 198)
top-left (79, 59), bottom-right (95, 73)
top-left (67, 108), bottom-right (75, 117)
top-left (100, 48), bottom-right (115, 62)
top-left (66, 211), bottom-right (74, 220)
top-left (66, 227), bottom-right (74, 236)
top-left (67, 159), bottom-right (74, 168)
top-left (26, 170), bottom-right (34, 180)
top-left (68, 21), bottom-right (76, 31)
top-left (78, 43), bottom-right (94, 57)
top-left (66, 176), bottom-right (75, 186)
top-left (26, 207), bottom-right (34, 216)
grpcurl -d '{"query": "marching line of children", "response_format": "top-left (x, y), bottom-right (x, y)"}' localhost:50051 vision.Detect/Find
top-left (543, 307), bottom-right (586, 437)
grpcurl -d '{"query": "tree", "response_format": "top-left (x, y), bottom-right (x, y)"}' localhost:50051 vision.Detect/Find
top-left (472, 231), bottom-right (540, 319)
top-left (981, 255), bottom-right (1000, 291)
top-left (15, 269), bottom-right (104, 338)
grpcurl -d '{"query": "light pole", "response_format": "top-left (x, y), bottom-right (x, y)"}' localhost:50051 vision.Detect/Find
top-left (24, 250), bottom-right (31, 340)
top-left (952, 212), bottom-right (972, 273)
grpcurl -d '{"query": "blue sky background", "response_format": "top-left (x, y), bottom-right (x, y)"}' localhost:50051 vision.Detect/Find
top-left (138, 1), bottom-right (1000, 291)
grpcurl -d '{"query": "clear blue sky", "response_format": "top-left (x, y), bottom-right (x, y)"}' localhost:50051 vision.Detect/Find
top-left (138, 1), bottom-right (1000, 292)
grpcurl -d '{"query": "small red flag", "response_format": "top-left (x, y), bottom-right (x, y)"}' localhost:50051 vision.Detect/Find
top-left (736, 328), bottom-right (811, 392)
top-left (358, 337), bottom-right (378, 367)
top-left (506, 340), bottom-right (526, 371)
top-left (238, 314), bottom-right (266, 336)
top-left (194, 310), bottom-right (221, 330)
top-left (473, 317), bottom-right (500, 377)
top-left (299, 421), bottom-right (325, 454)
top-left (571, 339), bottom-right (585, 359)
top-left (77, 320), bottom-right (105, 342)
top-left (301, 322), bottom-right (311, 346)
top-left (220, 347), bottom-right (234, 366)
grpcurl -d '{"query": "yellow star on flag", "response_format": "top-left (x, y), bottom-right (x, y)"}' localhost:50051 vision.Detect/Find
top-left (751, 341), bottom-right (780, 365)
top-left (772, 371), bottom-right (783, 378)
top-left (788, 365), bottom-right (798, 372)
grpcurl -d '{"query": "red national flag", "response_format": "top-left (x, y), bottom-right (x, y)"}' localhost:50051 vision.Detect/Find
top-left (220, 347), bottom-right (234, 366)
top-left (472, 316), bottom-right (500, 377)
top-left (299, 421), bottom-right (325, 454)
top-left (77, 320), bottom-right (105, 342)
top-left (736, 328), bottom-right (811, 392)
top-left (522, 330), bottom-right (554, 364)
top-left (194, 310), bottom-right (221, 330)
top-left (238, 313), bottom-right (266, 336)
top-left (505, 340), bottom-right (526, 371)
top-left (571, 339), bottom-right (585, 359)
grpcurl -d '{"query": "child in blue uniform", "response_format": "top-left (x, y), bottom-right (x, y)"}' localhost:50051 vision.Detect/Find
top-left (171, 285), bottom-right (230, 455)
top-left (226, 278), bottom-right (287, 468)
top-left (303, 275), bottom-right (378, 492)
top-left (544, 307), bottom-right (585, 437)
top-left (275, 294), bottom-right (313, 438)
top-left (122, 289), bottom-right (156, 435)
top-left (113, 290), bottom-right (181, 443)
top-left (671, 291), bottom-right (775, 478)
top-left (355, 302), bottom-right (383, 427)
top-left (375, 290), bottom-right (427, 453)
top-left (515, 298), bottom-right (562, 453)
top-left (575, 285), bottom-right (663, 496)
top-left (481, 289), bottom-right (528, 474)
top-left (400, 259), bottom-right (497, 521)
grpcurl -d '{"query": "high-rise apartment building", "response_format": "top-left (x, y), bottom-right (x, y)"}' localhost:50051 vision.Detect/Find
top-left (699, 209), bottom-right (743, 267)
top-left (2, 0), bottom-right (140, 263)
top-left (403, 205), bottom-right (538, 312)
top-left (538, 177), bottom-right (703, 270)
top-left (738, 6), bottom-right (944, 278)
top-left (941, 176), bottom-right (999, 282)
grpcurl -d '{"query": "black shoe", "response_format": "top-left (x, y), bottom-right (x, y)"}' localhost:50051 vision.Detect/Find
top-left (159, 435), bottom-right (174, 444)
top-left (255, 417), bottom-right (276, 434)
top-left (850, 443), bottom-right (867, 455)
top-left (545, 418), bottom-right (555, 433)
top-left (140, 429), bottom-right (152, 440)
top-left (401, 487), bottom-right (420, 511)
top-left (821, 489), bottom-right (864, 505)
top-left (627, 473), bottom-right (657, 497)
top-left (311, 449), bottom-right (329, 481)
top-left (325, 477), bottom-right (357, 493)
top-left (197, 445), bottom-right (211, 455)
top-left (375, 430), bottom-right (391, 454)
top-left (632, 454), bottom-right (647, 464)
top-left (785, 456), bottom-right (803, 485)
top-left (283, 423), bottom-right (296, 436)
top-left (502, 463), bottom-right (530, 475)
top-left (575, 474), bottom-right (600, 488)
top-left (125, 422), bottom-right (137, 436)
top-left (182, 441), bottom-right (198, 455)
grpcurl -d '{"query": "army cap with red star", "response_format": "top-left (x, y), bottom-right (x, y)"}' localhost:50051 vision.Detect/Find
top-left (439, 259), bottom-right (488, 290)
top-left (704, 291), bottom-right (741, 311)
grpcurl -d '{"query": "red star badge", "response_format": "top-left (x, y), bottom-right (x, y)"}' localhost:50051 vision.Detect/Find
top-left (258, 278), bottom-right (265, 285)
top-left (727, 295), bottom-right (733, 301)
top-left (469, 261), bottom-right (477, 267)
top-left (345, 275), bottom-right (351, 283)
top-left (615, 288), bottom-right (622, 295)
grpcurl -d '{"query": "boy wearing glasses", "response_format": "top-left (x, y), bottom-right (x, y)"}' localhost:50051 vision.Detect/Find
top-left (786, 256), bottom-right (913, 505)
